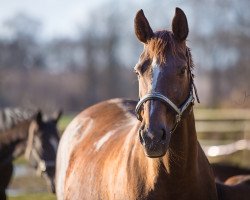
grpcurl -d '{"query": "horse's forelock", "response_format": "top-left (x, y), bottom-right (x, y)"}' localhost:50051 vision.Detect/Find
top-left (147, 30), bottom-right (192, 67)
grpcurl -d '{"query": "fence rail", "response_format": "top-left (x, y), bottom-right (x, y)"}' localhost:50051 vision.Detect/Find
top-left (202, 139), bottom-right (250, 157)
top-left (194, 108), bottom-right (250, 166)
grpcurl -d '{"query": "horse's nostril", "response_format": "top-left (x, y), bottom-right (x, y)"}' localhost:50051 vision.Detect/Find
top-left (161, 129), bottom-right (166, 141)
top-left (140, 124), bottom-right (145, 130)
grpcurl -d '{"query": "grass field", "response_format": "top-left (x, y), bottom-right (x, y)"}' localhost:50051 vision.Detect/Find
top-left (9, 194), bottom-right (56, 200)
top-left (58, 113), bottom-right (75, 133)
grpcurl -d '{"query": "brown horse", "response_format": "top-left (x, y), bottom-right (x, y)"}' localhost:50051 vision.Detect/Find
top-left (224, 175), bottom-right (250, 186)
top-left (212, 163), bottom-right (250, 182)
top-left (212, 163), bottom-right (250, 198)
top-left (0, 108), bottom-right (62, 199)
top-left (56, 8), bottom-right (215, 200)
top-left (56, 8), bottom-right (250, 200)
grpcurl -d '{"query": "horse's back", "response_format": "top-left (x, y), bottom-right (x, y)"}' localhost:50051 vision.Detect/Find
top-left (56, 98), bottom-right (139, 200)
top-left (0, 108), bottom-right (35, 161)
top-left (216, 181), bottom-right (250, 200)
top-left (0, 108), bottom-right (35, 132)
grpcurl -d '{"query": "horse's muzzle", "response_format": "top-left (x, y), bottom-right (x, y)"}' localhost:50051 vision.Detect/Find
top-left (139, 128), bottom-right (170, 158)
top-left (42, 170), bottom-right (56, 193)
top-left (46, 176), bottom-right (56, 193)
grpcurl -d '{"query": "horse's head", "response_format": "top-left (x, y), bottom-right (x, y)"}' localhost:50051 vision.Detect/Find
top-left (25, 110), bottom-right (62, 193)
top-left (134, 8), bottom-right (197, 158)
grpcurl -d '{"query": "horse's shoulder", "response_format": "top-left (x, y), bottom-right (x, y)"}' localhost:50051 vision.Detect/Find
top-left (66, 99), bottom-right (137, 129)
top-left (80, 98), bottom-right (137, 116)
top-left (60, 98), bottom-right (138, 157)
top-left (60, 98), bottom-right (137, 151)
top-left (57, 99), bottom-right (138, 198)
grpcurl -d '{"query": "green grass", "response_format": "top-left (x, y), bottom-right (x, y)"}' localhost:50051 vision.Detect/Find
top-left (9, 193), bottom-right (56, 200)
top-left (58, 114), bottom-right (75, 133)
top-left (13, 156), bottom-right (27, 165)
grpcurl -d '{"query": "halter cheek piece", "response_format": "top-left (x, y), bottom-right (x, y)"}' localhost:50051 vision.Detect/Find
top-left (135, 48), bottom-right (200, 134)
top-left (25, 124), bottom-right (55, 176)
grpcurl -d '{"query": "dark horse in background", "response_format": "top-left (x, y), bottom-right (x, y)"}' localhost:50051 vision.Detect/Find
top-left (212, 163), bottom-right (250, 183)
top-left (56, 8), bottom-right (250, 200)
top-left (0, 108), bottom-right (62, 200)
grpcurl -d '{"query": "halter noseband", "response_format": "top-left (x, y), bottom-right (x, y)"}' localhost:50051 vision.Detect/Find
top-left (135, 85), bottom-right (196, 134)
top-left (135, 48), bottom-right (199, 134)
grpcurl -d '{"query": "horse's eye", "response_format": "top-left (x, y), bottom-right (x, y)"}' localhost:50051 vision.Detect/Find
top-left (134, 59), bottom-right (151, 76)
top-left (141, 59), bottom-right (151, 74)
top-left (180, 67), bottom-right (187, 75)
top-left (134, 69), bottom-right (140, 76)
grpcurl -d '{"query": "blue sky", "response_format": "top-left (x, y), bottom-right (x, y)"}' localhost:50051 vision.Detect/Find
top-left (0, 0), bottom-right (106, 39)
top-left (0, 0), bottom-right (189, 40)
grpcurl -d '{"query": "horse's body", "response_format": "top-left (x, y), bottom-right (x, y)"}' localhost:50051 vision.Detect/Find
top-left (0, 108), bottom-right (34, 131)
top-left (224, 175), bottom-right (250, 185)
top-left (216, 182), bottom-right (250, 200)
top-left (56, 99), bottom-right (217, 200)
top-left (0, 108), bottom-right (34, 164)
top-left (0, 108), bottom-right (61, 200)
top-left (212, 164), bottom-right (250, 200)
top-left (56, 7), bottom-right (250, 200)
top-left (212, 163), bottom-right (250, 182)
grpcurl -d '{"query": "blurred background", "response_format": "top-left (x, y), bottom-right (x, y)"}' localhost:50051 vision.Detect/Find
top-left (0, 0), bottom-right (249, 110)
top-left (0, 0), bottom-right (249, 199)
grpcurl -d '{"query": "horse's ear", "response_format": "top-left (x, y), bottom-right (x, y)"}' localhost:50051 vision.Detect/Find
top-left (134, 9), bottom-right (154, 43)
top-left (53, 109), bottom-right (63, 123)
top-left (35, 110), bottom-right (43, 125)
top-left (172, 7), bottom-right (189, 41)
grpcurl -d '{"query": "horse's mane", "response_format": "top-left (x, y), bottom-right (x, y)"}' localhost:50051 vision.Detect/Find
top-left (0, 119), bottom-right (32, 147)
top-left (148, 30), bottom-right (194, 71)
top-left (0, 108), bottom-right (36, 132)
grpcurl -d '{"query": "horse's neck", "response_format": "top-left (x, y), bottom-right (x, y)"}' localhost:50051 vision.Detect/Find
top-left (163, 111), bottom-right (198, 175)
top-left (130, 112), bottom-right (200, 194)
top-left (0, 108), bottom-right (35, 131)
top-left (149, 111), bottom-right (217, 199)
top-left (136, 110), bottom-right (200, 195)
top-left (0, 120), bottom-right (31, 158)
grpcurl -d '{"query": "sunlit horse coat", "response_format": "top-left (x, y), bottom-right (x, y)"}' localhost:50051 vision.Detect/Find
top-left (56, 7), bottom-right (250, 200)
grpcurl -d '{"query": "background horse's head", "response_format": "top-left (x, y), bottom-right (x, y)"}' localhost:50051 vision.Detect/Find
top-left (25, 110), bottom-right (62, 193)
top-left (134, 8), bottom-right (194, 158)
